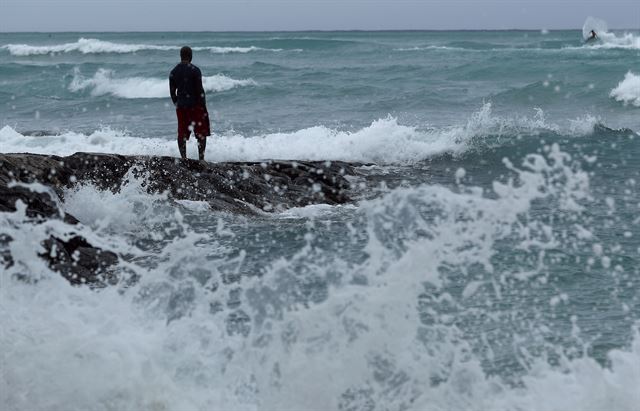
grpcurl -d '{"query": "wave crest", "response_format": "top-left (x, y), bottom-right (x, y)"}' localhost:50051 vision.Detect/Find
top-left (204, 46), bottom-right (282, 54)
top-left (610, 72), bottom-right (640, 107)
top-left (0, 104), bottom-right (607, 163)
top-left (3, 38), bottom-right (174, 56)
top-left (579, 17), bottom-right (640, 50)
top-left (589, 32), bottom-right (640, 50)
top-left (2, 38), bottom-right (284, 56)
top-left (68, 68), bottom-right (256, 98)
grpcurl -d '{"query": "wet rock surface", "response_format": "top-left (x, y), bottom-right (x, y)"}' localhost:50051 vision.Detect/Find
top-left (0, 152), bottom-right (359, 285)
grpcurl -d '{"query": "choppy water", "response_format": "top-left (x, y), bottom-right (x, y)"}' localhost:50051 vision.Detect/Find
top-left (1, 27), bottom-right (640, 411)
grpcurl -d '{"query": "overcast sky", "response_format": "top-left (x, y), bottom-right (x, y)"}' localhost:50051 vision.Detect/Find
top-left (1, 0), bottom-right (639, 32)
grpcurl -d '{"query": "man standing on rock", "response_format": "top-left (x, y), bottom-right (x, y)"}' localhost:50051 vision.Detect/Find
top-left (169, 46), bottom-right (211, 160)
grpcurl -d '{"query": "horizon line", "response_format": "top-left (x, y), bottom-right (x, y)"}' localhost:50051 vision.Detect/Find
top-left (2, 27), bottom-right (639, 34)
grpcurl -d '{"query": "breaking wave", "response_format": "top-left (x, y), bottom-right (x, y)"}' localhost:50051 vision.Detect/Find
top-left (584, 31), bottom-right (640, 50)
top-left (610, 72), bottom-right (640, 107)
top-left (1, 137), bottom-right (639, 410)
top-left (579, 17), bottom-right (640, 50)
top-left (203, 46), bottom-right (283, 54)
top-left (1, 38), bottom-right (284, 56)
top-left (3, 38), bottom-right (173, 55)
top-left (394, 46), bottom-right (467, 52)
top-left (0, 104), bottom-right (605, 163)
top-left (68, 68), bottom-right (256, 98)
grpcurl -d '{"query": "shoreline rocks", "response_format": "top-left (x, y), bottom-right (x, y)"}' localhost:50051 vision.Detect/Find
top-left (0, 152), bottom-right (360, 285)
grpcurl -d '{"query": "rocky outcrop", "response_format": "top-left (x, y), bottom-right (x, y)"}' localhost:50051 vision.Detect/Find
top-left (0, 153), bottom-right (358, 286)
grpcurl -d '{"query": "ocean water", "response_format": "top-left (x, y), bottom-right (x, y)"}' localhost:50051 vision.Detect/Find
top-left (1, 28), bottom-right (640, 411)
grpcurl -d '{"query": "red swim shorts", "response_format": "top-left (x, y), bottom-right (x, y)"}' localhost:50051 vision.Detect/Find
top-left (176, 105), bottom-right (211, 140)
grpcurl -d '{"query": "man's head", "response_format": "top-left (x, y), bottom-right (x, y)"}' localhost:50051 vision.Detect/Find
top-left (180, 46), bottom-right (193, 62)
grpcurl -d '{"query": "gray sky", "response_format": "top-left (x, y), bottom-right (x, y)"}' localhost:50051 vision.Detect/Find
top-left (1, 0), bottom-right (639, 32)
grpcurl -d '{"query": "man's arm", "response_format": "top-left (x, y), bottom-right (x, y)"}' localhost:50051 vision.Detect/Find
top-left (196, 68), bottom-right (207, 107)
top-left (169, 71), bottom-right (178, 105)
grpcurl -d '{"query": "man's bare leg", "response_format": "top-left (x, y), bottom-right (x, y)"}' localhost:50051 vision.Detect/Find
top-left (178, 137), bottom-right (187, 159)
top-left (197, 136), bottom-right (206, 161)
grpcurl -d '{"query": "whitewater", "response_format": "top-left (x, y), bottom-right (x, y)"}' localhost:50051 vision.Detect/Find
top-left (1, 26), bottom-right (640, 411)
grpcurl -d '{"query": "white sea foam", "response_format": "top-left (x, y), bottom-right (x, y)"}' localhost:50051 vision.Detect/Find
top-left (587, 31), bottom-right (640, 50)
top-left (3, 38), bottom-right (175, 55)
top-left (2, 140), bottom-right (637, 410)
top-left (1, 38), bottom-right (285, 56)
top-left (203, 46), bottom-right (282, 54)
top-left (394, 46), bottom-right (466, 51)
top-left (0, 104), bottom-right (601, 162)
top-left (68, 68), bottom-right (256, 98)
top-left (277, 203), bottom-right (356, 219)
top-left (610, 72), bottom-right (640, 107)
top-left (63, 171), bottom-right (177, 233)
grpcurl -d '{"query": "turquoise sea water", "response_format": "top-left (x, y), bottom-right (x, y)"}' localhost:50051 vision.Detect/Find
top-left (1, 30), bottom-right (640, 410)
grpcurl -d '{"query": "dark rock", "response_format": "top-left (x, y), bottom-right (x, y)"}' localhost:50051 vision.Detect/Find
top-left (1, 153), bottom-right (357, 214)
top-left (38, 235), bottom-right (118, 287)
top-left (0, 233), bottom-right (13, 270)
top-left (0, 152), bottom-right (361, 286)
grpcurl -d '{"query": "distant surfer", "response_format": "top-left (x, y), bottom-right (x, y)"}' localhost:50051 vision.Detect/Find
top-left (169, 46), bottom-right (211, 160)
top-left (586, 30), bottom-right (598, 42)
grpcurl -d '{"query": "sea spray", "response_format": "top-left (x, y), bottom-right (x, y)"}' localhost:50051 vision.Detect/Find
top-left (4, 140), bottom-right (638, 410)
top-left (610, 72), bottom-right (640, 107)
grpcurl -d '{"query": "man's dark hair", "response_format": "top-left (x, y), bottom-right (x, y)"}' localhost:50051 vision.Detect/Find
top-left (180, 46), bottom-right (193, 62)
